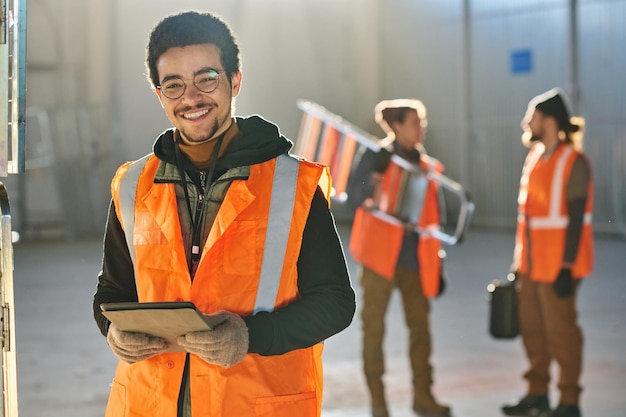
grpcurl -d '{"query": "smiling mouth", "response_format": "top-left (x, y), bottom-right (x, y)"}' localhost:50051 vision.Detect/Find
top-left (182, 107), bottom-right (210, 120)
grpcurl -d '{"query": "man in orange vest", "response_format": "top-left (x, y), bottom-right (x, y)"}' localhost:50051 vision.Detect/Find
top-left (502, 88), bottom-right (593, 417)
top-left (92, 11), bottom-right (355, 417)
top-left (347, 99), bottom-right (450, 417)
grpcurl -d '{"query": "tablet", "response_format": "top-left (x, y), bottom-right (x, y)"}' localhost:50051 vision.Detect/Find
top-left (100, 301), bottom-right (222, 352)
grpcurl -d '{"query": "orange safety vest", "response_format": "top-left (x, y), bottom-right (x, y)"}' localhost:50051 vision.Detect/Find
top-left (350, 154), bottom-right (443, 298)
top-left (514, 143), bottom-right (593, 282)
top-left (106, 153), bottom-right (331, 417)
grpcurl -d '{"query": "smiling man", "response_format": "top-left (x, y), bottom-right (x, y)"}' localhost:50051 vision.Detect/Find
top-left (155, 43), bottom-right (238, 144)
top-left (93, 10), bottom-right (355, 417)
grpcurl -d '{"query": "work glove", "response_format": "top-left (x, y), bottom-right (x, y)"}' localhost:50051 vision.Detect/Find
top-left (554, 267), bottom-right (574, 298)
top-left (106, 322), bottom-right (168, 364)
top-left (177, 310), bottom-right (249, 368)
top-left (436, 270), bottom-right (447, 298)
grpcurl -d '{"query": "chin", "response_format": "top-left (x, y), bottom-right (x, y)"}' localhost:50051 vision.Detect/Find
top-left (179, 127), bottom-right (219, 145)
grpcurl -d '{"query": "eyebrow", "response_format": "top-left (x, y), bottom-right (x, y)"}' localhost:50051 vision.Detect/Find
top-left (160, 67), bottom-right (220, 84)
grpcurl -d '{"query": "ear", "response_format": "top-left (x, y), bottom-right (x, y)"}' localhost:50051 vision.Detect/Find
top-left (154, 87), bottom-right (165, 108)
top-left (230, 71), bottom-right (243, 98)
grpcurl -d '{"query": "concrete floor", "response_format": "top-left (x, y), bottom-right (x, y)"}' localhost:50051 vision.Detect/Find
top-left (10, 222), bottom-right (626, 417)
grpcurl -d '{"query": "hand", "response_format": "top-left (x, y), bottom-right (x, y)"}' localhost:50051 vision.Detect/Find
top-left (437, 270), bottom-right (447, 297)
top-left (554, 267), bottom-right (574, 298)
top-left (107, 322), bottom-right (168, 364)
top-left (177, 311), bottom-right (249, 368)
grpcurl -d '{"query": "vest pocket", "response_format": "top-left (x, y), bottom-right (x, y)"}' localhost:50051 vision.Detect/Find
top-left (254, 391), bottom-right (317, 417)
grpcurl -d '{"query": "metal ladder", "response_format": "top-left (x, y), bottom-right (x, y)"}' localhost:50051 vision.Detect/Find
top-left (295, 99), bottom-right (474, 245)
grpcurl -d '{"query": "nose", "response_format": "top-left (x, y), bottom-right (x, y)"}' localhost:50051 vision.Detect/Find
top-left (180, 81), bottom-right (205, 103)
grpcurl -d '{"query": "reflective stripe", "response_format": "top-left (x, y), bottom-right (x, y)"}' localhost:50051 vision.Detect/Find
top-left (548, 146), bottom-right (572, 218)
top-left (118, 154), bottom-right (151, 275)
top-left (254, 154), bottom-right (300, 314)
top-left (518, 145), bottom-right (543, 206)
top-left (529, 216), bottom-right (569, 229)
top-left (118, 153), bottom-right (300, 313)
top-left (529, 212), bottom-right (592, 229)
top-left (527, 147), bottom-right (593, 230)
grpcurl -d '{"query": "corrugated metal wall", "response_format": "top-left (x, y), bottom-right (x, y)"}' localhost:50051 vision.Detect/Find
top-left (469, 2), bottom-right (571, 228)
top-left (578, 0), bottom-right (626, 235)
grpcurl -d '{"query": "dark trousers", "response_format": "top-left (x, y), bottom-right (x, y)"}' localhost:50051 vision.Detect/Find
top-left (518, 274), bottom-right (583, 404)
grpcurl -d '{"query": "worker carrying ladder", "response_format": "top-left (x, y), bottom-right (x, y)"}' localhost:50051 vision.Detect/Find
top-left (294, 99), bottom-right (474, 246)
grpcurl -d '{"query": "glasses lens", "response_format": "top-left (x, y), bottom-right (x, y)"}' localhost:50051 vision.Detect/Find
top-left (159, 70), bottom-right (221, 99)
top-left (194, 69), bottom-right (220, 93)
top-left (161, 78), bottom-right (185, 99)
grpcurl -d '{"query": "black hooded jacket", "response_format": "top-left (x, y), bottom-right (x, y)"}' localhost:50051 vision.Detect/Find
top-left (93, 115), bottom-right (355, 355)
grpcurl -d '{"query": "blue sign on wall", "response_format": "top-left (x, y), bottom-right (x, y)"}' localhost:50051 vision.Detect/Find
top-left (511, 49), bottom-right (533, 75)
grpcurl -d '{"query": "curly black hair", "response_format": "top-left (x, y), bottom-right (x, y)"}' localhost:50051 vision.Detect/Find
top-left (145, 11), bottom-right (241, 88)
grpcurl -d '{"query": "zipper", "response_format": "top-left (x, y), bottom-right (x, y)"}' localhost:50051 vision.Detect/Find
top-left (190, 170), bottom-right (207, 277)
top-left (197, 171), bottom-right (207, 205)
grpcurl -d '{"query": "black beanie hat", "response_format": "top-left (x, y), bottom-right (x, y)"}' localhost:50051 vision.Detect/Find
top-left (526, 88), bottom-right (579, 132)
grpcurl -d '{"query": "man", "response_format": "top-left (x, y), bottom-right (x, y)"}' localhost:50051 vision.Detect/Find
top-left (348, 99), bottom-right (450, 417)
top-left (502, 88), bottom-right (593, 417)
top-left (92, 11), bottom-right (355, 417)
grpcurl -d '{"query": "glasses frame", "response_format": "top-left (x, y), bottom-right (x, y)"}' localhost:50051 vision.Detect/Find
top-left (157, 69), bottom-right (226, 100)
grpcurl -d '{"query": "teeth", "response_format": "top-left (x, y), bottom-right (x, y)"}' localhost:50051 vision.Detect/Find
top-left (183, 108), bottom-right (209, 120)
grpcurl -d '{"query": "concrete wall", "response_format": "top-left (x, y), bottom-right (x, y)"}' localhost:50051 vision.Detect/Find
top-left (5, 0), bottom-right (625, 238)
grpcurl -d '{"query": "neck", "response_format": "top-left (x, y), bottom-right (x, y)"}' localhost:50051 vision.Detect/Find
top-left (541, 135), bottom-right (561, 157)
top-left (176, 119), bottom-right (238, 170)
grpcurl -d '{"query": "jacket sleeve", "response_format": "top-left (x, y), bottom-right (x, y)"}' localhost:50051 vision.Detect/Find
top-left (563, 155), bottom-right (590, 265)
top-left (92, 199), bottom-right (139, 336)
top-left (345, 148), bottom-right (391, 210)
top-left (242, 187), bottom-right (356, 355)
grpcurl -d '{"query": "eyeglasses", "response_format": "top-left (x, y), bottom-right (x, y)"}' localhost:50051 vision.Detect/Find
top-left (157, 69), bottom-right (225, 99)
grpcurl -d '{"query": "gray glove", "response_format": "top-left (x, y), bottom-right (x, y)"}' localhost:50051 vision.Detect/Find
top-left (106, 322), bottom-right (168, 364)
top-left (177, 310), bottom-right (249, 368)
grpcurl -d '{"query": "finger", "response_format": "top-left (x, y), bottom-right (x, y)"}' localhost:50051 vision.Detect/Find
top-left (113, 330), bottom-right (151, 346)
top-left (203, 311), bottom-right (231, 329)
top-left (145, 336), bottom-right (168, 349)
top-left (115, 341), bottom-right (167, 356)
top-left (209, 321), bottom-right (233, 339)
top-left (113, 343), bottom-right (168, 363)
top-left (112, 334), bottom-right (166, 353)
top-left (118, 351), bottom-right (160, 364)
top-left (113, 325), bottom-right (167, 347)
top-left (179, 330), bottom-right (220, 344)
top-left (205, 310), bottom-right (230, 323)
top-left (176, 337), bottom-right (222, 356)
top-left (177, 340), bottom-right (221, 357)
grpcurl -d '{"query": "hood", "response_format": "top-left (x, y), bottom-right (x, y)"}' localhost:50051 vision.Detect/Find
top-left (153, 115), bottom-right (293, 173)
